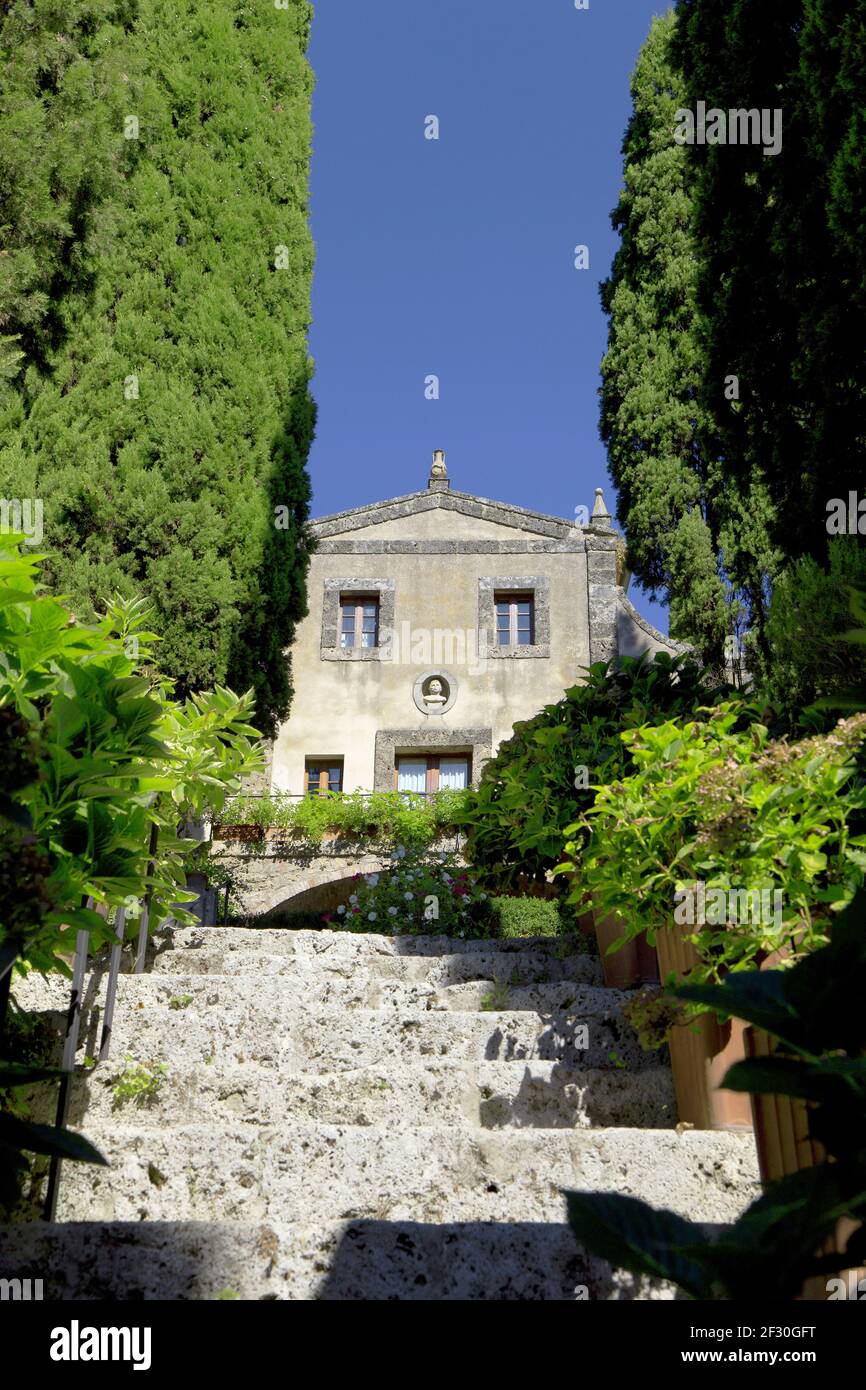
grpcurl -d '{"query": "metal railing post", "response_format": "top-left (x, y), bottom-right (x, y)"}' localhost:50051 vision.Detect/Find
top-left (43, 912), bottom-right (92, 1221)
top-left (98, 907), bottom-right (126, 1061)
top-left (134, 823), bottom-right (160, 975)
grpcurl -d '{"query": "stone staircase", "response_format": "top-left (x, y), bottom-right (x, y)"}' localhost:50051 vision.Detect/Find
top-left (3, 927), bottom-right (761, 1299)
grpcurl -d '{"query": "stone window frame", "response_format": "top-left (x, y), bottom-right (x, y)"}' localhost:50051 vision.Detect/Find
top-left (304, 758), bottom-right (345, 796)
top-left (321, 578), bottom-right (395, 661)
top-left (478, 575), bottom-right (550, 659)
top-left (374, 728), bottom-right (493, 791)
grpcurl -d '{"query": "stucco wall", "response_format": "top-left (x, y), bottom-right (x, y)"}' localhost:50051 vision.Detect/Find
top-left (272, 501), bottom-right (599, 793)
top-left (615, 590), bottom-right (692, 661)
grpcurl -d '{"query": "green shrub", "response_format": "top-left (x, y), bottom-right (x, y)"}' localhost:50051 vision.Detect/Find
top-left (810, 584), bottom-right (866, 719)
top-left (0, 539), bottom-right (263, 973)
top-left (485, 897), bottom-right (576, 940)
top-left (455, 652), bottom-right (729, 894)
top-left (752, 540), bottom-right (866, 730)
top-left (561, 703), bottom-right (866, 985)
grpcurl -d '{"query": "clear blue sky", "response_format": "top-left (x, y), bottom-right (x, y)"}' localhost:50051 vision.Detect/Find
top-left (307, 0), bottom-right (669, 632)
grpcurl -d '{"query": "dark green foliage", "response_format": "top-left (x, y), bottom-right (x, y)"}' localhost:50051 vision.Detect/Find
top-left (457, 652), bottom-right (728, 893)
top-left (752, 543), bottom-right (866, 728)
top-left (600, 12), bottom-right (778, 664)
top-left (0, 0), bottom-right (140, 380)
top-left (0, 0), bottom-right (316, 734)
top-left (566, 887), bottom-right (866, 1300)
top-left (1, 732), bottom-right (103, 1215)
top-left (810, 585), bottom-right (866, 719)
top-left (673, 0), bottom-right (866, 566)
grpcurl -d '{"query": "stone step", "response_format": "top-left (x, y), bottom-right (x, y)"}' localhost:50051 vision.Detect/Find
top-left (52, 1123), bottom-right (760, 1226)
top-left (142, 926), bottom-right (603, 983)
top-left (145, 948), bottom-right (603, 986)
top-left (29, 1059), bottom-right (676, 1131)
top-left (58, 1002), bottom-right (654, 1073)
top-left (12, 971), bottom-right (624, 1018)
top-left (0, 1219), bottom-right (676, 1300)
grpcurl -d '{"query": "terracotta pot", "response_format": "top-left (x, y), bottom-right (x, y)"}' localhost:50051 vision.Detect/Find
top-left (655, 918), bottom-right (752, 1131)
top-left (744, 1025), bottom-right (865, 1301)
top-left (591, 899), bottom-right (659, 990)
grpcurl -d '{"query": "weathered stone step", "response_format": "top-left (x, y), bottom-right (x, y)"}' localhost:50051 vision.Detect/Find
top-left (56, 1002), bottom-right (653, 1072)
top-left (0, 1218), bottom-right (674, 1300)
top-left (13, 971), bottom-right (623, 1018)
top-left (145, 947), bottom-right (603, 987)
top-left (54, 1123), bottom-right (759, 1226)
top-left (34, 1059), bottom-right (676, 1131)
top-left (153, 926), bottom-right (595, 957)
top-left (141, 926), bottom-right (602, 983)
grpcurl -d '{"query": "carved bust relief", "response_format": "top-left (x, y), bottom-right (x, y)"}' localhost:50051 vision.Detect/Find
top-left (413, 670), bottom-right (458, 716)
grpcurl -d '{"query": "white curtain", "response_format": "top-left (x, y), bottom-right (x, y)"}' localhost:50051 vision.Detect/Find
top-left (439, 758), bottom-right (469, 790)
top-left (397, 759), bottom-right (427, 793)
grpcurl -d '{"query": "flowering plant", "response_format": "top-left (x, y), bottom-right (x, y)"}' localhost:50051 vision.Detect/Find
top-left (324, 847), bottom-right (492, 938)
top-left (558, 703), bottom-right (866, 984)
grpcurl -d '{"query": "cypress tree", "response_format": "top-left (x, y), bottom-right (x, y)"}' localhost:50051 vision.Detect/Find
top-left (599, 13), bottom-right (777, 666)
top-left (0, 0), bottom-right (316, 735)
top-left (673, 0), bottom-right (866, 566)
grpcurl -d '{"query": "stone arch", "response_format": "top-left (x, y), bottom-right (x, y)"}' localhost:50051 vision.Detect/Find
top-left (211, 835), bottom-right (467, 919)
top-left (264, 873), bottom-right (367, 921)
top-left (211, 840), bottom-right (399, 918)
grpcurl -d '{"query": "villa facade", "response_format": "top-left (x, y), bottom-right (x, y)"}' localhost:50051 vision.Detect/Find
top-left (266, 452), bottom-right (683, 797)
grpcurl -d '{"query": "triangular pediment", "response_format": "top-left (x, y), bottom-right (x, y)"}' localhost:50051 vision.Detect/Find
top-left (312, 488), bottom-right (579, 542)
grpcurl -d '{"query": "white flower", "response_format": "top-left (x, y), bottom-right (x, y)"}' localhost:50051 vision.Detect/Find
top-left (479, 893), bottom-right (487, 901)
top-left (366, 873), bottom-right (380, 886)
top-left (337, 904), bottom-right (346, 915)
top-left (349, 894), bottom-right (358, 905)
top-left (388, 906), bottom-right (398, 916)
top-left (404, 892), bottom-right (413, 901)
top-left (368, 912), bottom-right (377, 922)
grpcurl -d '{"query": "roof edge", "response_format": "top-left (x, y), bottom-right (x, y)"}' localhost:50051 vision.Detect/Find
top-left (311, 487), bottom-right (583, 537)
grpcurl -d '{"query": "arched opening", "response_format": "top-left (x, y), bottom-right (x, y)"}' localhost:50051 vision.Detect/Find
top-left (262, 874), bottom-right (365, 927)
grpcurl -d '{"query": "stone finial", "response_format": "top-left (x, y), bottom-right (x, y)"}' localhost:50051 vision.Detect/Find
top-left (591, 487), bottom-right (612, 528)
top-left (428, 448), bottom-right (450, 490)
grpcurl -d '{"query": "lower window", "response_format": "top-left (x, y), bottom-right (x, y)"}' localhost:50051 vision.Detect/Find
top-left (305, 759), bottom-right (344, 797)
top-left (396, 754), bottom-right (470, 793)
